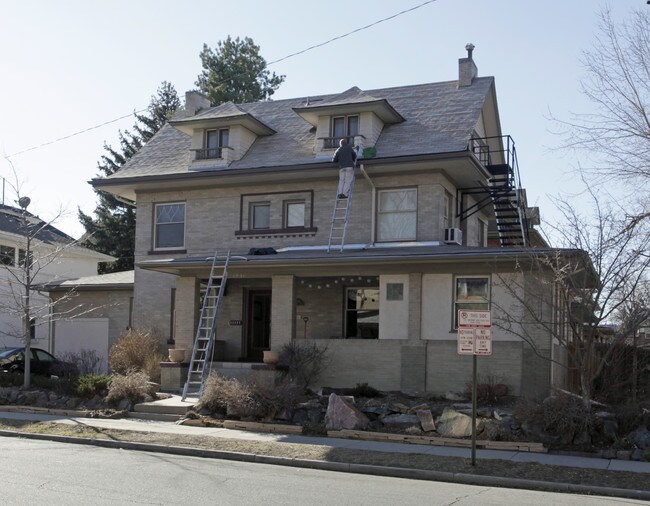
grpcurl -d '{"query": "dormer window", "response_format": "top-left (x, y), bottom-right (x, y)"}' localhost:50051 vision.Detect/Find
top-left (198, 128), bottom-right (229, 160)
top-left (328, 115), bottom-right (359, 148)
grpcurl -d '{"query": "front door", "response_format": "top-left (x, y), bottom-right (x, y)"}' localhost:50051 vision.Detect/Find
top-left (245, 289), bottom-right (271, 361)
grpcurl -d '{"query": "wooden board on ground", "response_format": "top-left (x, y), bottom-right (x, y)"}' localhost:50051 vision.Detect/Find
top-left (327, 429), bottom-right (547, 453)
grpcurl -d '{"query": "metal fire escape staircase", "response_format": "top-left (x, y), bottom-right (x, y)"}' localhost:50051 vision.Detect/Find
top-left (459, 135), bottom-right (530, 247)
top-left (182, 250), bottom-right (231, 400)
top-left (327, 147), bottom-right (359, 253)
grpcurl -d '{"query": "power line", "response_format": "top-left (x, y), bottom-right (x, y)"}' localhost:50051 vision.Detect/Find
top-left (6, 0), bottom-right (436, 159)
top-left (267, 0), bottom-right (437, 66)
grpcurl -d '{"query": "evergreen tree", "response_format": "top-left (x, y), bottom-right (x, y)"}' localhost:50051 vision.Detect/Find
top-left (79, 82), bottom-right (180, 273)
top-left (196, 36), bottom-right (285, 105)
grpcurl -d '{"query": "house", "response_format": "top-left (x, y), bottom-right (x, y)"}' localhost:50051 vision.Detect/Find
top-left (0, 203), bottom-right (114, 350)
top-left (43, 270), bottom-right (134, 373)
top-left (92, 46), bottom-right (573, 396)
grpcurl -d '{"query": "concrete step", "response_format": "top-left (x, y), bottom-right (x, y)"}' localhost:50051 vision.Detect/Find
top-left (133, 396), bottom-right (196, 416)
top-left (128, 412), bottom-right (183, 423)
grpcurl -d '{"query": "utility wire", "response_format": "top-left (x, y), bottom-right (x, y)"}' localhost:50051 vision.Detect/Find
top-left (6, 0), bottom-right (436, 159)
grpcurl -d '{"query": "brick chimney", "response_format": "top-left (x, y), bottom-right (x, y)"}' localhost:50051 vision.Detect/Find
top-left (184, 90), bottom-right (211, 117)
top-left (458, 43), bottom-right (477, 87)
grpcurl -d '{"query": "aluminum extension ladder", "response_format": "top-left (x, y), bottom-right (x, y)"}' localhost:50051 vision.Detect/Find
top-left (181, 250), bottom-right (231, 400)
top-left (327, 149), bottom-right (359, 253)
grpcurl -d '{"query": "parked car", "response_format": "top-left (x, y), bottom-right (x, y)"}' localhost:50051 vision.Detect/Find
top-left (0, 347), bottom-right (77, 377)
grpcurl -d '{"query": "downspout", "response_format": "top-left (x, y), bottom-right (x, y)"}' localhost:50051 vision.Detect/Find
top-left (359, 163), bottom-right (377, 244)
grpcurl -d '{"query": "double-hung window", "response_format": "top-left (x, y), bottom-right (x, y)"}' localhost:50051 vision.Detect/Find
top-left (330, 115), bottom-right (359, 147)
top-left (204, 128), bottom-right (229, 159)
top-left (154, 203), bottom-right (185, 249)
top-left (283, 200), bottom-right (305, 228)
top-left (250, 202), bottom-right (270, 229)
top-left (443, 191), bottom-right (455, 229)
top-left (454, 276), bottom-right (490, 328)
top-left (377, 189), bottom-right (417, 242)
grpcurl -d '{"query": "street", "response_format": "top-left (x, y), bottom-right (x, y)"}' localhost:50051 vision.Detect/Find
top-left (0, 438), bottom-right (642, 505)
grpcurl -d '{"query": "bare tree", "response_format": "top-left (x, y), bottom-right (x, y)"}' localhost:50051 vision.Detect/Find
top-left (492, 185), bottom-right (650, 407)
top-left (552, 7), bottom-right (650, 223)
top-left (0, 160), bottom-right (105, 387)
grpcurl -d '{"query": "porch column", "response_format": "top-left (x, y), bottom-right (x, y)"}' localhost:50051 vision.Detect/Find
top-left (174, 276), bottom-right (199, 352)
top-left (408, 273), bottom-right (422, 341)
top-left (271, 275), bottom-right (295, 351)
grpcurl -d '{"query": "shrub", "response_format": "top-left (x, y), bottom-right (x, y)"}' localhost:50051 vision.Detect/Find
top-left (514, 392), bottom-right (594, 444)
top-left (198, 373), bottom-right (303, 420)
top-left (31, 375), bottom-right (77, 396)
top-left (279, 341), bottom-right (331, 390)
top-left (76, 374), bottom-right (111, 399)
top-left (108, 328), bottom-right (163, 382)
top-left (60, 350), bottom-right (104, 375)
top-left (464, 374), bottom-right (510, 404)
top-left (106, 371), bottom-right (153, 405)
top-left (0, 372), bottom-right (22, 387)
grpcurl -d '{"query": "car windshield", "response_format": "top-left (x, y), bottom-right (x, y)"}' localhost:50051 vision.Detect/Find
top-left (0, 348), bottom-right (19, 359)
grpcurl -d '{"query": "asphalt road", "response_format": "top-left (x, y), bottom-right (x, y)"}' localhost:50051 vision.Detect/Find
top-left (0, 438), bottom-right (643, 505)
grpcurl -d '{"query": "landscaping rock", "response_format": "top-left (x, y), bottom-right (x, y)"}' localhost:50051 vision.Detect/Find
top-left (477, 407), bottom-right (492, 418)
top-left (478, 419), bottom-right (501, 440)
top-left (628, 425), bottom-right (650, 450)
top-left (308, 408), bottom-right (323, 424)
top-left (405, 426), bottom-right (423, 435)
top-left (324, 393), bottom-right (369, 431)
top-left (408, 403), bottom-right (430, 414)
top-left (631, 448), bottom-right (645, 461)
top-left (298, 399), bottom-right (321, 409)
top-left (368, 420), bottom-right (384, 431)
top-left (436, 408), bottom-right (472, 438)
top-left (388, 402), bottom-right (410, 414)
top-left (602, 448), bottom-right (617, 459)
top-left (381, 413), bottom-right (419, 429)
top-left (616, 450), bottom-right (632, 460)
top-left (117, 399), bottom-right (132, 412)
top-left (361, 406), bottom-right (389, 417)
top-left (276, 408), bottom-right (294, 422)
top-left (416, 409), bottom-right (436, 432)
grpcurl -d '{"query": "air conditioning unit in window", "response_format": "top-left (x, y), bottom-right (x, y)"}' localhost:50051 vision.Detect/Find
top-left (444, 228), bottom-right (463, 245)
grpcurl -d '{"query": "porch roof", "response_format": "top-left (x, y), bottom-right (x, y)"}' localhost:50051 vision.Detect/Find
top-left (137, 245), bottom-right (590, 278)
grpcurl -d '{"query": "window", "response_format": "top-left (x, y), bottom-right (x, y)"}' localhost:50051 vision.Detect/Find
top-left (18, 249), bottom-right (32, 268)
top-left (345, 287), bottom-right (379, 338)
top-left (0, 245), bottom-right (15, 266)
top-left (454, 276), bottom-right (490, 328)
top-left (377, 189), bottom-right (417, 242)
top-left (328, 115), bottom-right (359, 148)
top-left (154, 203), bottom-right (185, 249)
top-left (250, 202), bottom-right (270, 229)
top-left (203, 128), bottom-right (229, 159)
top-left (443, 191), bottom-right (455, 229)
top-left (386, 283), bottom-right (404, 301)
top-left (29, 318), bottom-right (36, 340)
top-left (284, 200), bottom-right (305, 228)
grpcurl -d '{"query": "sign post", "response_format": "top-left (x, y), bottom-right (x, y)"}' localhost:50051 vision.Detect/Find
top-left (457, 310), bottom-right (492, 466)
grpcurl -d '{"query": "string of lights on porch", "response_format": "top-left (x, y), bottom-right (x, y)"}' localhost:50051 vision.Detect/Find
top-left (298, 276), bottom-right (378, 289)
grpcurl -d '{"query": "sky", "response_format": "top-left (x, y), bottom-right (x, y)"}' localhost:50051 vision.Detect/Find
top-left (0, 0), bottom-right (645, 238)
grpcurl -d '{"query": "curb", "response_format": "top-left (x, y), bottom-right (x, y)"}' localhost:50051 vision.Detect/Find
top-left (0, 429), bottom-right (649, 501)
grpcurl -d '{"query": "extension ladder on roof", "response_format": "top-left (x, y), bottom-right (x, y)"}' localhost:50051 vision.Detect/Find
top-left (181, 250), bottom-right (231, 400)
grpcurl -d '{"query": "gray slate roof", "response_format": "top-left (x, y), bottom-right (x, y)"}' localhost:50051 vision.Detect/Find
top-left (0, 204), bottom-right (75, 244)
top-left (105, 77), bottom-right (494, 180)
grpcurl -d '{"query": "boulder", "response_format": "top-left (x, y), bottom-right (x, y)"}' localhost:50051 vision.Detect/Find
top-left (308, 408), bottom-right (323, 424)
top-left (361, 406), bottom-right (389, 417)
top-left (381, 413), bottom-right (419, 429)
top-left (436, 408), bottom-right (472, 438)
top-left (408, 403), bottom-right (430, 414)
top-left (292, 410), bottom-right (309, 425)
top-left (405, 426), bottom-right (423, 435)
top-left (388, 402), bottom-right (410, 414)
top-left (416, 410), bottom-right (436, 432)
top-left (445, 392), bottom-right (465, 402)
top-left (325, 393), bottom-right (369, 431)
top-left (478, 419), bottom-right (501, 440)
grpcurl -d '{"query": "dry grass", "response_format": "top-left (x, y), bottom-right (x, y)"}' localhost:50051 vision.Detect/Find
top-left (106, 371), bottom-right (153, 405)
top-left (0, 418), bottom-right (647, 492)
top-left (108, 328), bottom-right (163, 382)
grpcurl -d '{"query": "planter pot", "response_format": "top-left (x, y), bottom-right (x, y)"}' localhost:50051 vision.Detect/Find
top-left (263, 350), bottom-right (279, 365)
top-left (168, 349), bottom-right (186, 363)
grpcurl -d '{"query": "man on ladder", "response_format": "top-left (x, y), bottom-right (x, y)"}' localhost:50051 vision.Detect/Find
top-left (333, 138), bottom-right (357, 198)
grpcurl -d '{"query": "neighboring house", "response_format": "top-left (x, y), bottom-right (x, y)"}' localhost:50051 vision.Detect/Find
top-left (0, 203), bottom-right (114, 350)
top-left (43, 270), bottom-right (134, 373)
top-left (92, 46), bottom-right (575, 396)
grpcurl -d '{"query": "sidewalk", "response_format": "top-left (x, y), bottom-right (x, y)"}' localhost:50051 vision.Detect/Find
top-left (1, 407), bottom-right (649, 500)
